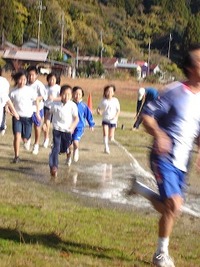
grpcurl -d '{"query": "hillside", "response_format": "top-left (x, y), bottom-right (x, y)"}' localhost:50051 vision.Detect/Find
top-left (0, 0), bottom-right (200, 65)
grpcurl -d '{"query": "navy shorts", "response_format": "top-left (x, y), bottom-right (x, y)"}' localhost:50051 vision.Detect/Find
top-left (32, 109), bottom-right (44, 126)
top-left (150, 154), bottom-right (186, 200)
top-left (44, 106), bottom-right (52, 122)
top-left (12, 116), bottom-right (33, 139)
top-left (102, 121), bottom-right (116, 128)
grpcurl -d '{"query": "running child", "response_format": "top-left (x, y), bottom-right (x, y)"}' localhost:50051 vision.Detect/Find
top-left (66, 86), bottom-right (95, 166)
top-left (27, 66), bottom-right (47, 155)
top-left (42, 72), bottom-right (61, 148)
top-left (9, 71), bottom-right (40, 163)
top-left (48, 84), bottom-right (79, 177)
top-left (97, 84), bottom-right (120, 154)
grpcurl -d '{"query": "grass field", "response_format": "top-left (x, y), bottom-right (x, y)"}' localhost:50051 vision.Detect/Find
top-left (1, 76), bottom-right (200, 266)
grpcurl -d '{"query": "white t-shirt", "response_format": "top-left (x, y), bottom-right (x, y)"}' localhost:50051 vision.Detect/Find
top-left (98, 97), bottom-right (120, 124)
top-left (0, 76), bottom-right (10, 95)
top-left (44, 84), bottom-right (61, 108)
top-left (9, 85), bottom-right (37, 117)
top-left (28, 79), bottom-right (47, 111)
top-left (50, 100), bottom-right (78, 132)
top-left (143, 81), bottom-right (200, 172)
top-left (0, 91), bottom-right (9, 125)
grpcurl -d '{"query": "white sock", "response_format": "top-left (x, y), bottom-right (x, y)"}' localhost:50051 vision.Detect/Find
top-left (103, 136), bottom-right (108, 147)
top-left (157, 237), bottom-right (169, 255)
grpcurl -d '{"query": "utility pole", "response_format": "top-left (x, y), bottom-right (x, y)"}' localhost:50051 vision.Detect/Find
top-left (76, 46), bottom-right (79, 69)
top-left (147, 37), bottom-right (151, 76)
top-left (37, 0), bottom-right (46, 49)
top-left (100, 30), bottom-right (104, 63)
top-left (60, 12), bottom-right (65, 57)
top-left (167, 33), bottom-right (172, 59)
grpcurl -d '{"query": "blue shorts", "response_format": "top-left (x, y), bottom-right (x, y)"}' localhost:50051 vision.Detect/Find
top-left (72, 127), bottom-right (84, 141)
top-left (12, 116), bottom-right (33, 139)
top-left (102, 121), bottom-right (116, 128)
top-left (32, 109), bottom-right (44, 126)
top-left (150, 154), bottom-right (186, 200)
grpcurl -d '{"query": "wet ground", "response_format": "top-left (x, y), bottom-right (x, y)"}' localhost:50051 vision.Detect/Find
top-left (1, 117), bottom-right (200, 218)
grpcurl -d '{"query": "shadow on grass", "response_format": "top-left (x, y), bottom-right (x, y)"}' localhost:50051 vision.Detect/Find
top-left (0, 227), bottom-right (133, 263)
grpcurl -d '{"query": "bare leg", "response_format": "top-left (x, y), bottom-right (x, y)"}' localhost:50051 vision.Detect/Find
top-left (13, 132), bottom-right (21, 158)
top-left (159, 195), bottom-right (183, 237)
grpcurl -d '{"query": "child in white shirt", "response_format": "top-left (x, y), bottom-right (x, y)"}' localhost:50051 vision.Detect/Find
top-left (48, 84), bottom-right (79, 177)
top-left (97, 84), bottom-right (120, 154)
top-left (10, 71), bottom-right (40, 163)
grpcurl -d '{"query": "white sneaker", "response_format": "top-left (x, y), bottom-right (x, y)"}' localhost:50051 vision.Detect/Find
top-left (66, 156), bottom-right (72, 167)
top-left (1, 129), bottom-right (6, 136)
top-left (73, 148), bottom-right (79, 162)
top-left (128, 178), bottom-right (160, 202)
top-left (104, 147), bottom-right (110, 154)
top-left (32, 144), bottom-right (39, 155)
top-left (153, 252), bottom-right (175, 267)
top-left (43, 138), bottom-right (49, 148)
top-left (24, 139), bottom-right (31, 151)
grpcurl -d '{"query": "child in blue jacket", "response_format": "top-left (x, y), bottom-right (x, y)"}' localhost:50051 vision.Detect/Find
top-left (66, 86), bottom-right (95, 166)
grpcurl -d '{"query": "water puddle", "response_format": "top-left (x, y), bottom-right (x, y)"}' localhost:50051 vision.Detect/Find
top-left (35, 162), bottom-right (200, 217)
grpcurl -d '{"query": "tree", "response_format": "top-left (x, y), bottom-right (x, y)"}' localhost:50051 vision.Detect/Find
top-left (182, 14), bottom-right (200, 52)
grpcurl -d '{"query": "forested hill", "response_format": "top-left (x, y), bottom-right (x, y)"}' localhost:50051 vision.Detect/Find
top-left (1, 0), bottom-right (200, 64)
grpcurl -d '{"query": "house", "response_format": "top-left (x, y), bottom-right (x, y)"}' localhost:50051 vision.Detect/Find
top-left (101, 57), bottom-right (118, 69)
top-left (22, 38), bottom-right (74, 60)
top-left (2, 47), bottom-right (49, 71)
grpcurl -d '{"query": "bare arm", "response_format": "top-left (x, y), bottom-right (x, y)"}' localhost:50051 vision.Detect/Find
top-left (69, 115), bottom-right (79, 134)
top-left (6, 99), bottom-right (19, 120)
top-left (142, 114), bottom-right (172, 155)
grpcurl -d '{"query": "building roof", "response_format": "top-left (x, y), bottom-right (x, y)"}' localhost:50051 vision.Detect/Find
top-left (3, 48), bottom-right (48, 61)
top-left (22, 38), bottom-right (74, 57)
top-left (101, 57), bottom-right (118, 69)
top-left (78, 56), bottom-right (99, 62)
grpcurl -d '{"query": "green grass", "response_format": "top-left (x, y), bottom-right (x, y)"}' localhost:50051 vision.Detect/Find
top-left (1, 171), bottom-right (200, 267)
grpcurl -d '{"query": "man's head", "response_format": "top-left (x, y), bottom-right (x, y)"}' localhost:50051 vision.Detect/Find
top-left (182, 43), bottom-right (200, 78)
top-left (138, 87), bottom-right (145, 101)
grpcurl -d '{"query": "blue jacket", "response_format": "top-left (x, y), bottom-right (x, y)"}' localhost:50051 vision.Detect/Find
top-left (75, 101), bottom-right (95, 129)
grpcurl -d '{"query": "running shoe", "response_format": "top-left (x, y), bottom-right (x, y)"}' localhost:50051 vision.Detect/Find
top-left (13, 156), bottom-right (20, 163)
top-left (43, 138), bottom-right (49, 148)
top-left (104, 146), bottom-right (110, 154)
top-left (153, 252), bottom-right (175, 267)
top-left (66, 156), bottom-right (72, 167)
top-left (32, 144), bottom-right (39, 155)
top-left (24, 139), bottom-right (31, 151)
top-left (128, 177), bottom-right (160, 202)
top-left (50, 167), bottom-right (58, 178)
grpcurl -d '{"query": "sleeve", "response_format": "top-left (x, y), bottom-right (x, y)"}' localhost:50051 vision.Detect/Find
top-left (39, 82), bottom-right (48, 101)
top-left (142, 89), bottom-right (172, 120)
top-left (85, 104), bottom-right (95, 127)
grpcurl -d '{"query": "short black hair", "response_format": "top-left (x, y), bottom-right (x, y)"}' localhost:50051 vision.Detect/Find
top-left (103, 84), bottom-right (116, 97)
top-left (12, 70), bottom-right (27, 86)
top-left (46, 72), bottom-right (57, 82)
top-left (27, 65), bottom-right (38, 74)
top-left (60, 84), bottom-right (72, 95)
top-left (182, 43), bottom-right (200, 78)
top-left (72, 86), bottom-right (84, 97)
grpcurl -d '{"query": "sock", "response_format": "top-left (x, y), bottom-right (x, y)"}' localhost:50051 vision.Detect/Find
top-left (103, 136), bottom-right (108, 148)
top-left (156, 237), bottom-right (169, 255)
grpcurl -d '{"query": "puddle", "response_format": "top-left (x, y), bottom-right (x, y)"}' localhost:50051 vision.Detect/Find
top-left (31, 162), bottom-right (200, 217)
